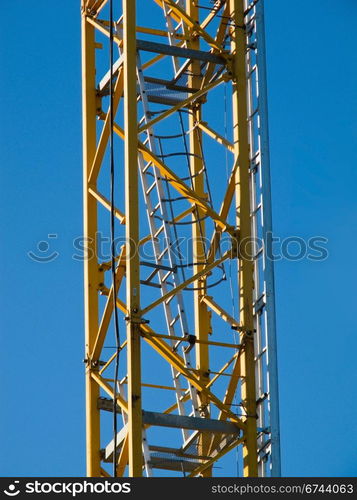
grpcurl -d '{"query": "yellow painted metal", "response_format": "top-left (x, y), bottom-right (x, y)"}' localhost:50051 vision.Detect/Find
top-left (197, 120), bottom-right (234, 153)
top-left (91, 372), bottom-right (128, 414)
top-left (201, 1), bottom-right (231, 89)
top-left (88, 187), bottom-right (126, 223)
top-left (81, 7), bottom-right (101, 477)
top-left (201, 295), bottom-right (241, 329)
top-left (230, 0), bottom-right (258, 477)
top-left (88, 69), bottom-right (124, 184)
top-left (81, 0), bottom-right (264, 478)
top-left (206, 352), bottom-right (240, 389)
top-left (136, 26), bottom-right (184, 39)
top-left (91, 246), bottom-right (126, 360)
top-left (186, 0), bottom-right (211, 476)
top-left (140, 330), bottom-right (240, 349)
top-left (123, 0), bottom-right (143, 477)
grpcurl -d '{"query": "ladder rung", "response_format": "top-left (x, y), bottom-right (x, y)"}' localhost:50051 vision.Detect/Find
top-left (154, 225), bottom-right (164, 239)
top-left (251, 150), bottom-right (260, 161)
top-left (146, 181), bottom-right (157, 196)
top-left (253, 247), bottom-right (263, 259)
top-left (161, 269), bottom-right (173, 283)
top-left (258, 439), bottom-right (271, 454)
top-left (169, 314), bottom-right (180, 327)
top-left (254, 294), bottom-right (265, 314)
top-left (157, 246), bottom-right (169, 261)
top-left (249, 64), bottom-right (257, 76)
top-left (251, 203), bottom-right (262, 216)
top-left (165, 294), bottom-right (175, 305)
top-left (149, 202), bottom-right (161, 217)
top-left (248, 107), bottom-right (259, 120)
top-left (255, 347), bottom-right (267, 362)
top-left (142, 163), bottom-right (152, 174)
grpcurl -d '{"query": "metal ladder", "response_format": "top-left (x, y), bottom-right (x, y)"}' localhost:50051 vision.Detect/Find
top-left (136, 54), bottom-right (201, 435)
top-left (162, 0), bottom-right (185, 76)
top-left (244, 0), bottom-right (281, 477)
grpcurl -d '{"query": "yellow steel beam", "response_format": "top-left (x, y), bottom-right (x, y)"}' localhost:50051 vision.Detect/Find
top-left (230, 0), bottom-right (258, 476)
top-left (201, 0), bottom-right (226, 30)
top-left (84, 0), bottom-right (106, 12)
top-left (88, 68), bottom-right (124, 184)
top-left (89, 187), bottom-right (126, 224)
top-left (140, 330), bottom-right (240, 349)
top-left (91, 246), bottom-right (126, 360)
top-left (91, 372), bottom-right (128, 414)
top-left (197, 120), bottom-right (234, 153)
top-left (201, 295), bottom-right (240, 329)
top-left (85, 0), bottom-right (108, 15)
top-left (206, 158), bottom-right (239, 264)
top-left (116, 434), bottom-right (129, 477)
top-left (186, 0), bottom-right (212, 475)
top-left (99, 341), bottom-right (127, 376)
top-left (201, 0), bottom-right (231, 89)
top-left (86, 16), bottom-right (121, 45)
top-left (208, 349), bottom-right (242, 456)
top-left (82, 6), bottom-right (101, 477)
top-left (123, 0), bottom-right (143, 477)
top-left (206, 352), bottom-right (239, 389)
top-left (136, 26), bottom-right (184, 39)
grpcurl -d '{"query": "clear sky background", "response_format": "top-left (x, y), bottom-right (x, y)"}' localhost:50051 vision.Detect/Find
top-left (1, 0), bottom-right (356, 477)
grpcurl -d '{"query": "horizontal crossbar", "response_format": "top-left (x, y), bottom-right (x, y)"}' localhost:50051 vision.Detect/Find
top-left (142, 410), bottom-right (241, 434)
top-left (137, 39), bottom-right (225, 65)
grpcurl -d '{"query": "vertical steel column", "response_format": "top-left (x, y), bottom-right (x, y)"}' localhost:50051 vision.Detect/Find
top-left (123, 0), bottom-right (142, 478)
top-left (186, 0), bottom-right (212, 475)
top-left (81, 4), bottom-right (101, 477)
top-left (230, 0), bottom-right (258, 477)
top-left (255, 0), bottom-right (281, 476)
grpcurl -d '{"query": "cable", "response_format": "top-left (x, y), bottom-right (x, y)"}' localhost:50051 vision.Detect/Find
top-left (109, 0), bottom-right (121, 478)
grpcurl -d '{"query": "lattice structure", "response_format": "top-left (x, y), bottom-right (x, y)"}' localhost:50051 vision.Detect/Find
top-left (81, 0), bottom-right (280, 477)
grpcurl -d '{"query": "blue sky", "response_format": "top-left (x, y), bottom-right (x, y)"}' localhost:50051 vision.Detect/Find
top-left (1, 0), bottom-right (356, 477)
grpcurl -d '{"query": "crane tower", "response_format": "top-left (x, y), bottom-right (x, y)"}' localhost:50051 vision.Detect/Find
top-left (81, 0), bottom-right (280, 477)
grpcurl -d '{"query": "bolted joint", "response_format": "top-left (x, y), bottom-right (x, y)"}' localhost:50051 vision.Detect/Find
top-left (83, 356), bottom-right (100, 371)
top-left (198, 403), bottom-right (209, 418)
top-left (124, 315), bottom-right (149, 325)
